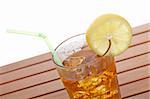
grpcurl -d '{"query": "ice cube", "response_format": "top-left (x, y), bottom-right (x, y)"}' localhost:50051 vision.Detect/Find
top-left (99, 75), bottom-right (108, 82)
top-left (73, 91), bottom-right (89, 99)
top-left (101, 89), bottom-right (118, 99)
top-left (91, 76), bottom-right (102, 86)
top-left (91, 85), bottom-right (109, 95)
top-left (89, 66), bottom-right (98, 75)
top-left (103, 71), bottom-right (114, 78)
top-left (78, 77), bottom-right (92, 89)
top-left (63, 56), bottom-right (85, 66)
top-left (75, 73), bottom-right (85, 79)
top-left (91, 96), bottom-right (101, 99)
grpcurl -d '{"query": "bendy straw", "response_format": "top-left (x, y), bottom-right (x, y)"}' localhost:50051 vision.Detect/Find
top-left (7, 29), bottom-right (63, 66)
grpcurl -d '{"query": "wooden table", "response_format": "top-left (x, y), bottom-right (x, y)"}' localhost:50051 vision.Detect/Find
top-left (0, 23), bottom-right (150, 99)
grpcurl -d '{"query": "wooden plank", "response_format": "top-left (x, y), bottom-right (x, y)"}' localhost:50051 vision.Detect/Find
top-left (32, 79), bottom-right (150, 99)
top-left (116, 53), bottom-right (150, 74)
top-left (0, 39), bottom-right (149, 85)
top-left (130, 31), bottom-right (150, 47)
top-left (2, 77), bottom-right (148, 99)
top-left (0, 70), bottom-right (60, 95)
top-left (116, 42), bottom-right (149, 62)
top-left (132, 23), bottom-right (150, 35)
top-left (0, 23), bottom-right (149, 74)
top-left (0, 61), bottom-right (55, 85)
top-left (33, 90), bottom-right (150, 99)
top-left (1, 63), bottom-right (149, 98)
top-left (0, 58), bottom-right (148, 96)
top-left (1, 59), bottom-right (149, 96)
top-left (120, 78), bottom-right (150, 98)
top-left (125, 91), bottom-right (150, 99)
top-left (118, 65), bottom-right (150, 85)
top-left (0, 53), bottom-right (51, 75)
top-left (33, 90), bottom-right (69, 99)
top-left (1, 80), bottom-right (64, 99)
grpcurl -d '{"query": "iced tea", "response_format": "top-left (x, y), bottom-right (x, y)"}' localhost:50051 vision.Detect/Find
top-left (58, 47), bottom-right (121, 99)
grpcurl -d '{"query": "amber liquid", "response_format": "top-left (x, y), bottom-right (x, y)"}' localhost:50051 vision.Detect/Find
top-left (61, 48), bottom-right (121, 99)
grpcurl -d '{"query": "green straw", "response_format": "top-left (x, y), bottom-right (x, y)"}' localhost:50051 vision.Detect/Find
top-left (7, 29), bottom-right (63, 66)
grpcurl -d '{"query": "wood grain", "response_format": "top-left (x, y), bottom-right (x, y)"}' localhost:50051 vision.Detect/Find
top-left (0, 70), bottom-right (60, 95)
top-left (125, 91), bottom-right (150, 99)
top-left (0, 53), bottom-right (52, 75)
top-left (1, 80), bottom-right (64, 99)
top-left (31, 90), bottom-right (69, 99)
top-left (0, 61), bottom-right (55, 85)
top-left (118, 65), bottom-right (149, 86)
top-left (132, 23), bottom-right (150, 36)
top-left (0, 56), bottom-right (149, 95)
top-left (120, 78), bottom-right (150, 98)
top-left (116, 53), bottom-right (149, 74)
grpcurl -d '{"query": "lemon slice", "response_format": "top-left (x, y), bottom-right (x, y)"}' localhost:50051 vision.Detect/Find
top-left (86, 14), bottom-right (132, 56)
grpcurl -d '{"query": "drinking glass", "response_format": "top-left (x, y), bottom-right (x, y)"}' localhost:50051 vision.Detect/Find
top-left (53, 34), bottom-right (121, 99)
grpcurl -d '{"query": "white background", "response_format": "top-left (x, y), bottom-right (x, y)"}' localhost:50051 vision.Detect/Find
top-left (0, 0), bottom-right (149, 67)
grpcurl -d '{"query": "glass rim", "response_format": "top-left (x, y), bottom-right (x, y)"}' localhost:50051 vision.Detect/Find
top-left (52, 33), bottom-right (85, 68)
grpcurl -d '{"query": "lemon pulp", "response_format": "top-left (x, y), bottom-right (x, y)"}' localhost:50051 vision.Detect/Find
top-left (86, 14), bottom-right (132, 56)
